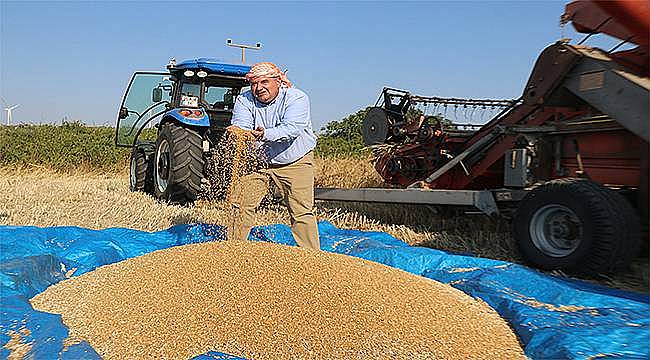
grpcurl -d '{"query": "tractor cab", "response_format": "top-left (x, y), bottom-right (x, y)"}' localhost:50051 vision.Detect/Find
top-left (116, 58), bottom-right (250, 148)
top-left (115, 58), bottom-right (251, 203)
top-left (167, 59), bottom-right (250, 135)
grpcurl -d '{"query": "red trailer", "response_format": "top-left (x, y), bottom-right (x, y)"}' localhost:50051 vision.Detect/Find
top-left (316, 0), bottom-right (649, 275)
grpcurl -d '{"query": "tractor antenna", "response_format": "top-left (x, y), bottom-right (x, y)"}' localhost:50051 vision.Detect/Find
top-left (226, 38), bottom-right (262, 64)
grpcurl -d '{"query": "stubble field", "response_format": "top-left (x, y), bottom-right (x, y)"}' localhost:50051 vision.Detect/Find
top-left (1, 156), bottom-right (647, 293)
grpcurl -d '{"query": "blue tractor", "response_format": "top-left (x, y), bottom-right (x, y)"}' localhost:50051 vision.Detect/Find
top-left (115, 58), bottom-right (250, 204)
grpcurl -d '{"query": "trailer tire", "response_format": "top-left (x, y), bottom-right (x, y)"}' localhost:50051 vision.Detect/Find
top-left (513, 178), bottom-right (638, 275)
top-left (579, 181), bottom-right (641, 271)
top-left (153, 122), bottom-right (205, 204)
top-left (129, 148), bottom-right (154, 194)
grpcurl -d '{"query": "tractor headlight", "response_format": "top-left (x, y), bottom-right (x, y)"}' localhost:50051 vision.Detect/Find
top-left (197, 71), bottom-right (207, 78)
top-left (183, 70), bottom-right (195, 77)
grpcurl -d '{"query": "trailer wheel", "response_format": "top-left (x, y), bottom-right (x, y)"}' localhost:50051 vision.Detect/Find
top-left (513, 178), bottom-right (638, 274)
top-left (578, 181), bottom-right (641, 272)
top-left (129, 148), bottom-right (153, 194)
top-left (153, 122), bottom-right (205, 204)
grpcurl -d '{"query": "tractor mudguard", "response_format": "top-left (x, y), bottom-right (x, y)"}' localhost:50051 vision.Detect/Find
top-left (164, 108), bottom-right (210, 127)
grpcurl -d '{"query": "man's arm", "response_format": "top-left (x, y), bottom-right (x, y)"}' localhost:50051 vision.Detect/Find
top-left (263, 90), bottom-right (310, 142)
top-left (230, 93), bottom-right (254, 130)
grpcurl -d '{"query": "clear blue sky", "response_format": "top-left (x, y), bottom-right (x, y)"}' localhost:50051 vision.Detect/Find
top-left (0, 1), bottom-right (622, 130)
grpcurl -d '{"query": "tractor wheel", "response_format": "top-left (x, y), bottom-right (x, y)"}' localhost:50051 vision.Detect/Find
top-left (153, 122), bottom-right (205, 204)
top-left (129, 147), bottom-right (153, 194)
top-left (513, 178), bottom-right (640, 275)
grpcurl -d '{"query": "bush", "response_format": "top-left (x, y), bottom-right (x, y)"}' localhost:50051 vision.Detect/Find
top-left (0, 107), bottom-right (384, 170)
top-left (0, 122), bottom-right (132, 171)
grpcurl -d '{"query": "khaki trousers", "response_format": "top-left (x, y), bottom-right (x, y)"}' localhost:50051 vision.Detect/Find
top-left (227, 151), bottom-right (320, 250)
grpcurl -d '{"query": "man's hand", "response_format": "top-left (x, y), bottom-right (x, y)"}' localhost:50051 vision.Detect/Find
top-left (251, 127), bottom-right (264, 140)
top-left (226, 125), bottom-right (263, 140)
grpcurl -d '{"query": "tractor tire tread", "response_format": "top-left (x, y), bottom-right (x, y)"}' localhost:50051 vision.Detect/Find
top-left (154, 122), bottom-right (205, 204)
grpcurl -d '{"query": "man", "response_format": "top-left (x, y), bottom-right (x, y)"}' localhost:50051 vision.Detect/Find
top-left (227, 62), bottom-right (320, 250)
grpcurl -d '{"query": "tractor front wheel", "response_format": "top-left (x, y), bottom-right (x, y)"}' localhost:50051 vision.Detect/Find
top-left (153, 122), bottom-right (205, 204)
top-left (129, 145), bottom-right (154, 194)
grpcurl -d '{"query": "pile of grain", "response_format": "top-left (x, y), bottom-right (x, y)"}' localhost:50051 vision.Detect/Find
top-left (31, 241), bottom-right (524, 359)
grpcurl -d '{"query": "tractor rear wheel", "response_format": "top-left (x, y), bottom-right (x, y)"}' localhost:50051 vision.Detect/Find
top-left (513, 178), bottom-right (640, 275)
top-left (153, 122), bottom-right (205, 204)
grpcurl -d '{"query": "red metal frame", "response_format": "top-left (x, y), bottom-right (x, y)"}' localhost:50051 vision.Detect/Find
top-left (565, 0), bottom-right (649, 76)
top-left (565, 0), bottom-right (649, 47)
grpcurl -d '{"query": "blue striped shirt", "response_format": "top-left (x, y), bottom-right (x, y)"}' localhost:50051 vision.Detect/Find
top-left (231, 87), bottom-right (317, 165)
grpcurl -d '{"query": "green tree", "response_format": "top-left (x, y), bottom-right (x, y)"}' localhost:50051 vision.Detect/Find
top-left (319, 107), bottom-right (369, 139)
top-left (315, 107), bottom-right (371, 157)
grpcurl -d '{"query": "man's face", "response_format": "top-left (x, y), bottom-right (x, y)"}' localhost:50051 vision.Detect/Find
top-left (250, 77), bottom-right (280, 103)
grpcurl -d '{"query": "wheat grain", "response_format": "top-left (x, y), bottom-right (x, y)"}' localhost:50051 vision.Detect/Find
top-left (31, 240), bottom-right (525, 359)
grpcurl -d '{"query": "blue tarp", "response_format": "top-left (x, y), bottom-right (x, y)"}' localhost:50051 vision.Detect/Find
top-left (1, 222), bottom-right (648, 359)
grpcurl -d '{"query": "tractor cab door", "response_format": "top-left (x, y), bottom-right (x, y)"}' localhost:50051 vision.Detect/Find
top-left (115, 72), bottom-right (173, 147)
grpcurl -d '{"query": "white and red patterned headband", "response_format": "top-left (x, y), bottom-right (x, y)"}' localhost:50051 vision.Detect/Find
top-left (245, 62), bottom-right (293, 88)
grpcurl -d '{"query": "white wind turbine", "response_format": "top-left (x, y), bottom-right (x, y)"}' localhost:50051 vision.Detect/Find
top-left (1, 97), bottom-right (19, 125)
top-left (4, 104), bottom-right (19, 125)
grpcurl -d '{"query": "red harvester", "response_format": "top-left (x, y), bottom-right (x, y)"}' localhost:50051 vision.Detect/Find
top-left (316, 0), bottom-right (649, 275)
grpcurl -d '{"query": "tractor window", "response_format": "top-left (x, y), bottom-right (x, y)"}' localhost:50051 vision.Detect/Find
top-left (116, 72), bottom-right (172, 147)
top-left (180, 83), bottom-right (201, 108)
top-left (205, 86), bottom-right (238, 111)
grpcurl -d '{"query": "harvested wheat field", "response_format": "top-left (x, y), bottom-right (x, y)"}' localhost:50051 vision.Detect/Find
top-left (0, 168), bottom-right (287, 231)
top-left (0, 167), bottom-right (648, 293)
top-left (31, 240), bottom-right (524, 359)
